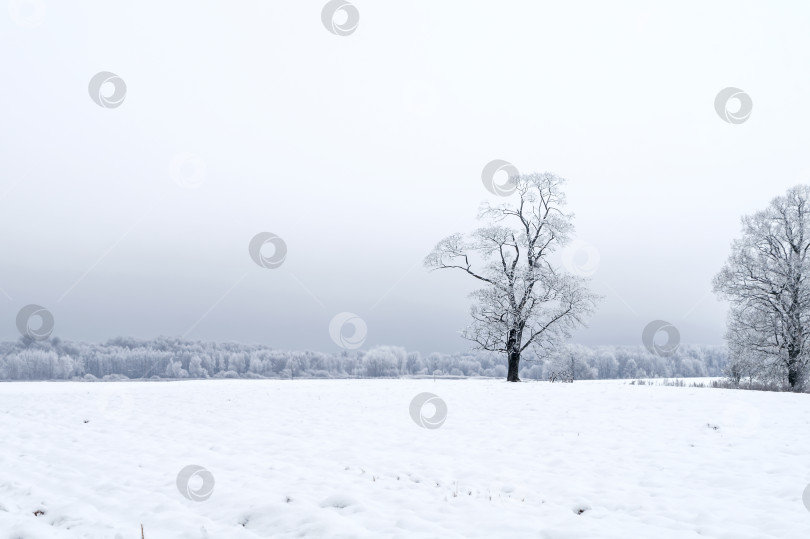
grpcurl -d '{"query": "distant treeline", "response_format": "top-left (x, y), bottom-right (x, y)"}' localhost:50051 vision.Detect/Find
top-left (0, 336), bottom-right (727, 381)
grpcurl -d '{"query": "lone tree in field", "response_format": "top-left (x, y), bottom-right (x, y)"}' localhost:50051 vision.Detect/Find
top-left (424, 172), bottom-right (599, 382)
top-left (713, 185), bottom-right (810, 389)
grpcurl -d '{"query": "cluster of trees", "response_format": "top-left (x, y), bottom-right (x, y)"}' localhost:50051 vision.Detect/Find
top-left (4, 181), bottom-right (805, 391)
top-left (0, 336), bottom-right (727, 381)
top-left (420, 168), bottom-right (810, 391)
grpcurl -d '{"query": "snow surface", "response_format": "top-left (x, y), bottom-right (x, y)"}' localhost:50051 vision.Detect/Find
top-left (1, 379), bottom-right (809, 538)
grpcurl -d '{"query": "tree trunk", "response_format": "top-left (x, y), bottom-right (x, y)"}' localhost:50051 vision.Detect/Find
top-left (787, 284), bottom-right (803, 389)
top-left (505, 327), bottom-right (521, 382)
top-left (788, 365), bottom-right (799, 389)
top-left (787, 339), bottom-right (802, 389)
top-left (506, 350), bottom-right (521, 382)
top-left (787, 357), bottom-right (801, 389)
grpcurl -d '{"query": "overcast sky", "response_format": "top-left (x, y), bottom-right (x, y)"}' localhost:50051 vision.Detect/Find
top-left (2, 1), bottom-right (810, 353)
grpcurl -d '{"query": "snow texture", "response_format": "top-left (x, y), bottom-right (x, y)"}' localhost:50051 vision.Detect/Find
top-left (0, 379), bottom-right (809, 538)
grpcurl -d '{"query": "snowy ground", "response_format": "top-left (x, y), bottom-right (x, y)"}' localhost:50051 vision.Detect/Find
top-left (1, 379), bottom-right (809, 538)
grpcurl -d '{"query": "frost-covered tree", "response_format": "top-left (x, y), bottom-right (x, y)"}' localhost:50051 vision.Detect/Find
top-left (425, 172), bottom-right (600, 381)
top-left (594, 349), bottom-right (619, 379)
top-left (622, 357), bottom-right (639, 379)
top-left (713, 185), bottom-right (810, 389)
top-left (724, 337), bottom-right (761, 387)
top-left (363, 346), bottom-right (406, 377)
top-left (405, 351), bottom-right (423, 375)
top-left (165, 359), bottom-right (188, 378)
top-left (0, 337), bottom-right (727, 381)
top-left (545, 344), bottom-right (595, 381)
top-left (189, 355), bottom-right (208, 378)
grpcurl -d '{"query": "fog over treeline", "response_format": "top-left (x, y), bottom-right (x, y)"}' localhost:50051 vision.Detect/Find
top-left (0, 337), bottom-right (727, 381)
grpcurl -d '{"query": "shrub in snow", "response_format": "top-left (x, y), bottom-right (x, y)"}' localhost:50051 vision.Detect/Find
top-left (572, 500), bottom-right (592, 515)
top-left (548, 370), bottom-right (573, 383)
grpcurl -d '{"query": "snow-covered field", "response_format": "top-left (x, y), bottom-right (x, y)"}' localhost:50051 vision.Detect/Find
top-left (1, 379), bottom-right (809, 538)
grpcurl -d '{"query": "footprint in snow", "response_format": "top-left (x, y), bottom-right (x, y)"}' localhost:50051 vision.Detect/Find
top-left (320, 495), bottom-right (359, 510)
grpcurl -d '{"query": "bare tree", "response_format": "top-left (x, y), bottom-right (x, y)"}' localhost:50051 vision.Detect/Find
top-left (724, 328), bottom-right (763, 388)
top-left (546, 343), bottom-right (595, 382)
top-left (713, 185), bottom-right (810, 389)
top-left (424, 172), bottom-right (600, 382)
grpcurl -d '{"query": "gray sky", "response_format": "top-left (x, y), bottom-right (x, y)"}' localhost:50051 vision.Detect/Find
top-left (2, 1), bottom-right (810, 352)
